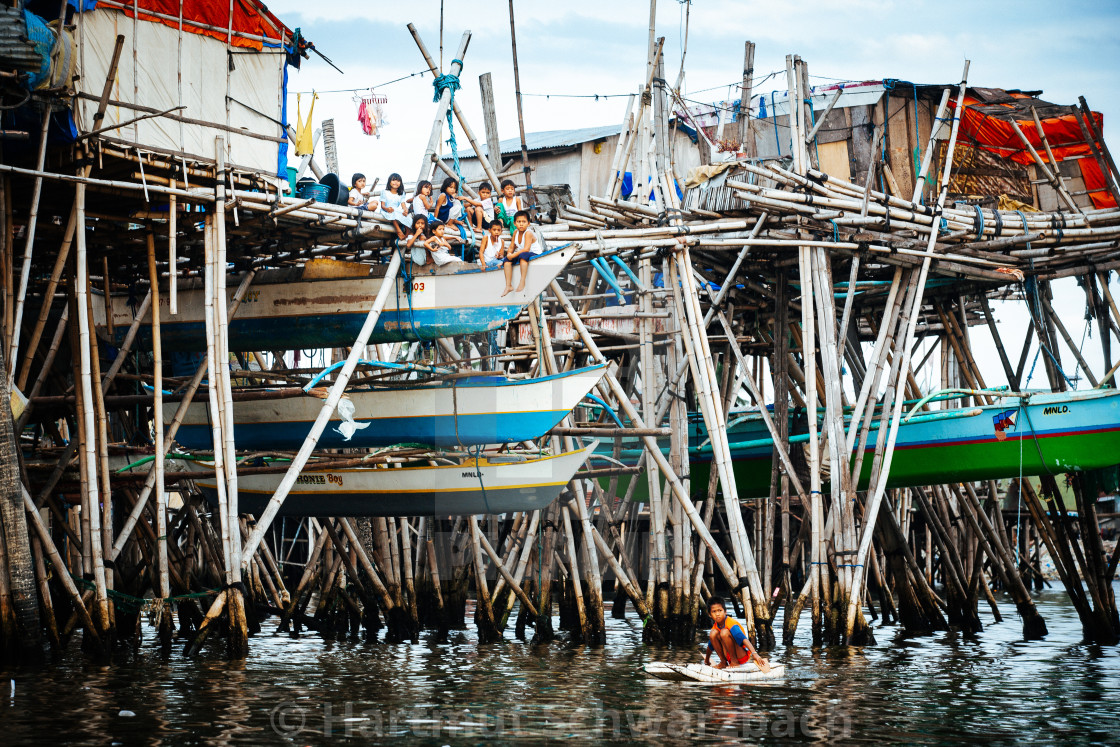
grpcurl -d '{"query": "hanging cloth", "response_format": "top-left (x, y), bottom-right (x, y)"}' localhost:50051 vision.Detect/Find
top-left (295, 92), bottom-right (317, 156)
top-left (357, 100), bottom-right (374, 136)
top-left (356, 90), bottom-right (388, 138)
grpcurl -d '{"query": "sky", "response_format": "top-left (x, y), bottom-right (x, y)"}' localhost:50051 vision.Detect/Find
top-left (269, 0), bottom-right (1120, 392)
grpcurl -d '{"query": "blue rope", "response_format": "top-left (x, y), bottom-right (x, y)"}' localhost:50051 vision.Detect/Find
top-left (395, 246), bottom-right (422, 341)
top-left (433, 59), bottom-right (464, 183)
top-left (771, 91), bottom-right (781, 155)
top-left (828, 219), bottom-right (839, 243)
top-left (806, 93), bottom-right (821, 166)
top-left (972, 204), bottom-right (985, 239)
top-left (1016, 210), bottom-right (1031, 251)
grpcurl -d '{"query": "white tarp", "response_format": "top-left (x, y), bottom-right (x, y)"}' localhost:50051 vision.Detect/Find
top-left (74, 9), bottom-right (284, 174)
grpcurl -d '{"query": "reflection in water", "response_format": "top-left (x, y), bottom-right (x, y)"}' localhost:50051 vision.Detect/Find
top-left (1, 585), bottom-right (1118, 744)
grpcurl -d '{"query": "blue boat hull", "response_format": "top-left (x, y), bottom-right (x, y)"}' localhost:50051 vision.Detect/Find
top-left (173, 409), bottom-right (567, 450)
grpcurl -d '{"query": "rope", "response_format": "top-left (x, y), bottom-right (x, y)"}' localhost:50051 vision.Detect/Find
top-left (972, 204), bottom-right (985, 239)
top-left (468, 444), bottom-right (492, 514)
top-left (1016, 398), bottom-right (1024, 567)
top-left (71, 575), bottom-right (218, 612)
top-left (395, 246), bottom-right (422, 341)
top-left (432, 59), bottom-right (464, 184)
top-left (1016, 211), bottom-right (1030, 250)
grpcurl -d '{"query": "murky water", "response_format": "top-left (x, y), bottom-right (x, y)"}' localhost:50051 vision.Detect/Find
top-left (1, 585), bottom-right (1118, 744)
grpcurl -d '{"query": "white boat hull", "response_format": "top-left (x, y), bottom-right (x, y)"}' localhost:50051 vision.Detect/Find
top-left (93, 245), bottom-right (575, 351)
top-left (186, 442), bottom-right (597, 517)
top-left (168, 365), bottom-right (606, 450)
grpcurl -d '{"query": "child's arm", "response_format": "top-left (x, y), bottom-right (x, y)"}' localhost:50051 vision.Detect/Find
top-left (731, 622), bottom-right (770, 671)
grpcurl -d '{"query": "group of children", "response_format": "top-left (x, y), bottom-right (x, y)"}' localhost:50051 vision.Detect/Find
top-left (348, 173), bottom-right (536, 295)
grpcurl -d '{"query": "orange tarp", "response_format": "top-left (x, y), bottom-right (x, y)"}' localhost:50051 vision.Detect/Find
top-left (951, 94), bottom-right (1115, 210)
top-left (115, 0), bottom-right (291, 51)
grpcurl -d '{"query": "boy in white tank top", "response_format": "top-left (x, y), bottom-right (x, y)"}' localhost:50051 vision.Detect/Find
top-left (501, 210), bottom-right (536, 296)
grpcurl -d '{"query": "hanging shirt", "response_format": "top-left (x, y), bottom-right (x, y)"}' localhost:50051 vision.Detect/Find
top-left (295, 92), bottom-right (317, 156)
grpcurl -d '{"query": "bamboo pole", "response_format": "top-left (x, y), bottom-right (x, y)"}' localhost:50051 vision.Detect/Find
top-left (146, 231), bottom-right (172, 646)
top-left (844, 62), bottom-right (971, 639)
top-left (72, 183), bottom-right (110, 636)
top-left (548, 280), bottom-right (744, 594)
top-left (241, 249), bottom-right (403, 564)
top-left (415, 32), bottom-right (472, 185)
top-left (6, 108), bottom-right (52, 384)
top-left (108, 271), bottom-right (256, 560)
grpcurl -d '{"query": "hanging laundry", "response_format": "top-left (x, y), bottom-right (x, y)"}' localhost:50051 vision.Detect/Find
top-left (354, 90), bottom-right (388, 138)
top-left (357, 100), bottom-right (374, 136)
top-left (295, 92), bottom-right (317, 156)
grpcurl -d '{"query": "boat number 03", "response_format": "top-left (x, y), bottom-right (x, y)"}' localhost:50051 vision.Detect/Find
top-left (412, 281), bottom-right (426, 292)
top-left (1042, 405), bottom-right (1070, 415)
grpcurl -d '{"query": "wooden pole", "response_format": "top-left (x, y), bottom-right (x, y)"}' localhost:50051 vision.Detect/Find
top-left (406, 26), bottom-right (502, 191)
top-left (6, 108), bottom-right (52, 384)
top-left (737, 41), bottom-right (756, 155)
top-left (72, 182), bottom-right (110, 636)
top-left (241, 249), bottom-right (403, 564)
top-left (844, 62), bottom-right (971, 639)
top-left (415, 32), bottom-right (472, 185)
top-left (146, 231), bottom-right (172, 648)
top-left (507, 1), bottom-right (536, 212)
top-left (479, 72), bottom-right (504, 178)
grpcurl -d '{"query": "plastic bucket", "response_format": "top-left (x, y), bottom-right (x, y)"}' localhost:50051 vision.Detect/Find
top-left (297, 181), bottom-right (331, 203)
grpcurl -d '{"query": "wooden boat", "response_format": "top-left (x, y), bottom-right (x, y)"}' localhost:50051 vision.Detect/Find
top-left (185, 442), bottom-right (597, 517)
top-left (168, 364), bottom-right (607, 450)
top-left (598, 388), bottom-right (1120, 498)
top-left (644, 661), bottom-right (786, 683)
top-left (92, 244), bottom-right (575, 351)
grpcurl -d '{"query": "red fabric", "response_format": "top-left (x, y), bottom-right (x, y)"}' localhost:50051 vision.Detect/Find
top-left (951, 95), bottom-right (1115, 209)
top-left (115, 0), bottom-right (291, 51)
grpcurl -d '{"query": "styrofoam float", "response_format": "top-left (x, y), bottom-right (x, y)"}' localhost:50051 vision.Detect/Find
top-left (644, 661), bottom-right (786, 683)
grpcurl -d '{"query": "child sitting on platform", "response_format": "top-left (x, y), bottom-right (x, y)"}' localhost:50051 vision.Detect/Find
top-left (468, 181), bottom-right (497, 233)
top-left (411, 180), bottom-right (434, 222)
top-left (432, 176), bottom-right (466, 230)
top-left (479, 221), bottom-right (505, 267)
top-left (348, 173), bottom-right (374, 211)
top-left (377, 172), bottom-right (412, 240)
top-left (404, 214), bottom-right (430, 266)
top-left (495, 179), bottom-right (524, 231)
top-left (424, 221), bottom-right (461, 267)
top-left (703, 596), bottom-right (770, 672)
top-left (500, 210), bottom-right (537, 297)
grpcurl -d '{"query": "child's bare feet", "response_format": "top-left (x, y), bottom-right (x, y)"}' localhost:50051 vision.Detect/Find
top-left (712, 661), bottom-right (726, 670)
top-left (514, 283), bottom-right (526, 293)
top-left (500, 285), bottom-right (513, 297)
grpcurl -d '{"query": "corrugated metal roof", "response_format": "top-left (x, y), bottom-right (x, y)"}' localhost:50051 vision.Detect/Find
top-left (458, 123), bottom-right (622, 160)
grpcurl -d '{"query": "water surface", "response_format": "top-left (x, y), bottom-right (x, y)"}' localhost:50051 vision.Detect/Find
top-left (1, 585), bottom-right (1118, 744)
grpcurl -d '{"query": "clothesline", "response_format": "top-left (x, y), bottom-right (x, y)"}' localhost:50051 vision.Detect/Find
top-left (289, 68), bottom-right (429, 96)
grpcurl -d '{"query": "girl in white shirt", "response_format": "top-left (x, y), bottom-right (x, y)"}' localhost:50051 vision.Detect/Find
top-left (377, 173), bottom-right (411, 239)
top-left (411, 180), bottom-right (433, 222)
